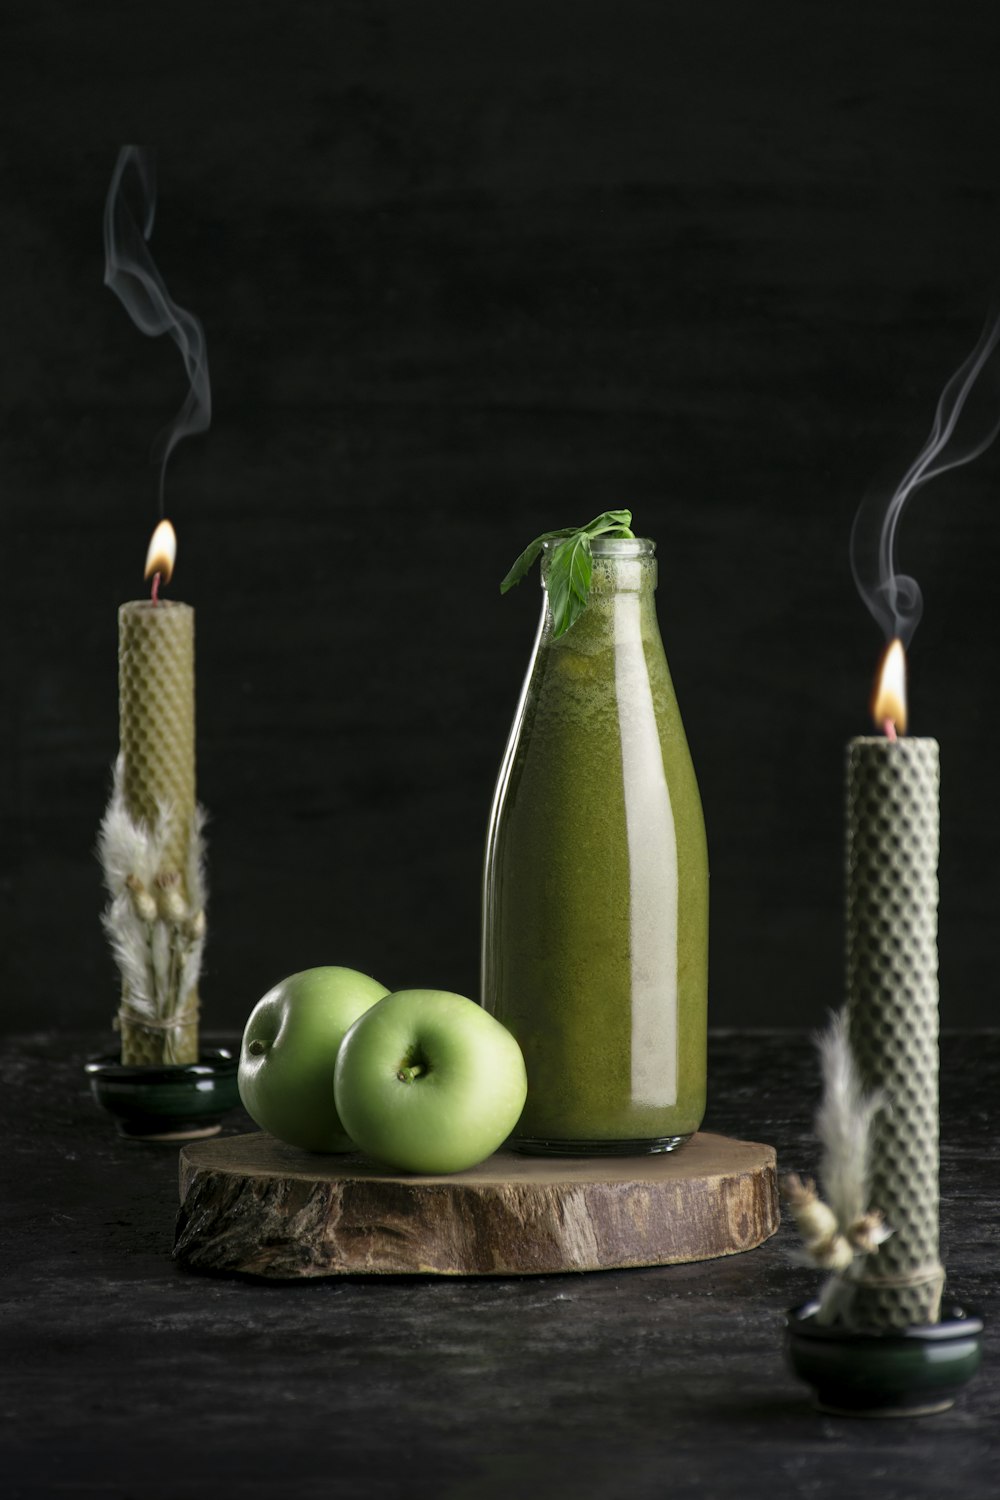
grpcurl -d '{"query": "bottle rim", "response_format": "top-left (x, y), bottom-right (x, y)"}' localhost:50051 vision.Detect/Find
top-left (541, 536), bottom-right (655, 557)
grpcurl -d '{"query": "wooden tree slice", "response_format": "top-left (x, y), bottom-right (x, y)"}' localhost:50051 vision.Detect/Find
top-left (174, 1131), bottom-right (779, 1278)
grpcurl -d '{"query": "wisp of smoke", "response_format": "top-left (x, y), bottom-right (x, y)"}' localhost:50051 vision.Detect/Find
top-left (103, 146), bottom-right (211, 508)
top-left (850, 309), bottom-right (1000, 646)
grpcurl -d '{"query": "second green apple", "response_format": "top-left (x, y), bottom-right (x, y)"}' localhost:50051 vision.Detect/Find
top-left (334, 988), bottom-right (528, 1173)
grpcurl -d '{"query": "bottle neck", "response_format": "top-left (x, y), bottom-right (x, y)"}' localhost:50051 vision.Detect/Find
top-left (540, 537), bottom-right (658, 598)
top-left (538, 537), bottom-right (659, 649)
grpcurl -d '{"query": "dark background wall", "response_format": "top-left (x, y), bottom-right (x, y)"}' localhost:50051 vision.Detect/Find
top-left (4, 1), bottom-right (1000, 1038)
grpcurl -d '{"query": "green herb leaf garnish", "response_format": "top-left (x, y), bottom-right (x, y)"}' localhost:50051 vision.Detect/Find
top-left (500, 510), bottom-right (635, 637)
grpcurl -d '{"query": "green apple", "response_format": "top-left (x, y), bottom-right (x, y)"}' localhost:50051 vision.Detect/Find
top-left (333, 988), bottom-right (528, 1173)
top-left (238, 966), bottom-right (389, 1151)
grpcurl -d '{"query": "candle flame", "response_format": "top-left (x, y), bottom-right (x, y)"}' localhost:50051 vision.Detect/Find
top-left (872, 638), bottom-right (907, 736)
top-left (144, 519), bottom-right (177, 586)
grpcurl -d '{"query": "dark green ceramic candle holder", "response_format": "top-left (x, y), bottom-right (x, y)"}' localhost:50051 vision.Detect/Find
top-left (85, 1047), bottom-right (241, 1141)
top-left (786, 1300), bottom-right (983, 1417)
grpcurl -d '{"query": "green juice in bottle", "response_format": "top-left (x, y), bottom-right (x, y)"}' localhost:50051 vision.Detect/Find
top-left (481, 536), bottom-right (708, 1153)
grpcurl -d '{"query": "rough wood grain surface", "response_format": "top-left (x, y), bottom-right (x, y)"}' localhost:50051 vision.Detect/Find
top-left (173, 1130), bottom-right (779, 1277)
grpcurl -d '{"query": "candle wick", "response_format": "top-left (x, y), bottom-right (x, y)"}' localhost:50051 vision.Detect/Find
top-left (882, 717), bottom-right (898, 742)
top-left (151, 572), bottom-right (161, 606)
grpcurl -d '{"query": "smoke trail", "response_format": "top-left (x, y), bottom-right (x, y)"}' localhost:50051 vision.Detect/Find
top-left (850, 309), bottom-right (1000, 646)
top-left (103, 146), bottom-right (211, 509)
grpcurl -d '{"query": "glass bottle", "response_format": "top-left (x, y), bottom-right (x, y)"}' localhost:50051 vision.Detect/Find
top-left (481, 535), bottom-right (708, 1154)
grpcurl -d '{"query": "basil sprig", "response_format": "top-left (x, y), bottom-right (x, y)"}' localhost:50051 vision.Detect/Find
top-left (500, 510), bottom-right (635, 638)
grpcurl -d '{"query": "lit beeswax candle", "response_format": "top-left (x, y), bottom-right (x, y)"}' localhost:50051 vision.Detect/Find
top-left (117, 520), bottom-right (199, 1065)
top-left (844, 640), bottom-right (944, 1329)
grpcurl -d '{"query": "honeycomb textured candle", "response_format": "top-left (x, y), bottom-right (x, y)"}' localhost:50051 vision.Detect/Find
top-left (845, 736), bottom-right (943, 1330)
top-left (118, 599), bottom-right (198, 1065)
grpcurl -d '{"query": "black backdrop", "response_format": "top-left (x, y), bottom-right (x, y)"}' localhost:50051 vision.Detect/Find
top-left (5, 2), bottom-right (1000, 1037)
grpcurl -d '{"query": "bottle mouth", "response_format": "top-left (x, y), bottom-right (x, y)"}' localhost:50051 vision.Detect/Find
top-left (541, 536), bottom-right (655, 558)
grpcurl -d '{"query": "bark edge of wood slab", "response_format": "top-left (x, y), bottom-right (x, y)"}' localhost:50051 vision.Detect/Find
top-left (173, 1130), bottom-right (779, 1278)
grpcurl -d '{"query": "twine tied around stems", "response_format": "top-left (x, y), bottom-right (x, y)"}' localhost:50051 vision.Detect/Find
top-left (115, 991), bottom-right (200, 1067)
top-left (115, 996), bottom-right (200, 1035)
top-left (850, 1263), bottom-right (945, 1318)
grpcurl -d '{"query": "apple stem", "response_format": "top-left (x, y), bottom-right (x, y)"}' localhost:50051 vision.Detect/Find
top-left (247, 1039), bottom-right (268, 1056)
top-left (396, 1064), bottom-right (425, 1083)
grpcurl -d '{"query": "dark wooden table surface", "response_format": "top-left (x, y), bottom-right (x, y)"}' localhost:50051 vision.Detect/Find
top-left (2, 1030), bottom-right (997, 1499)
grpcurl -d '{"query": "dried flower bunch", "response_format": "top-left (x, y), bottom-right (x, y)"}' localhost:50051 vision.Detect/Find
top-left (782, 1010), bottom-right (892, 1324)
top-left (97, 756), bottom-right (207, 1065)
